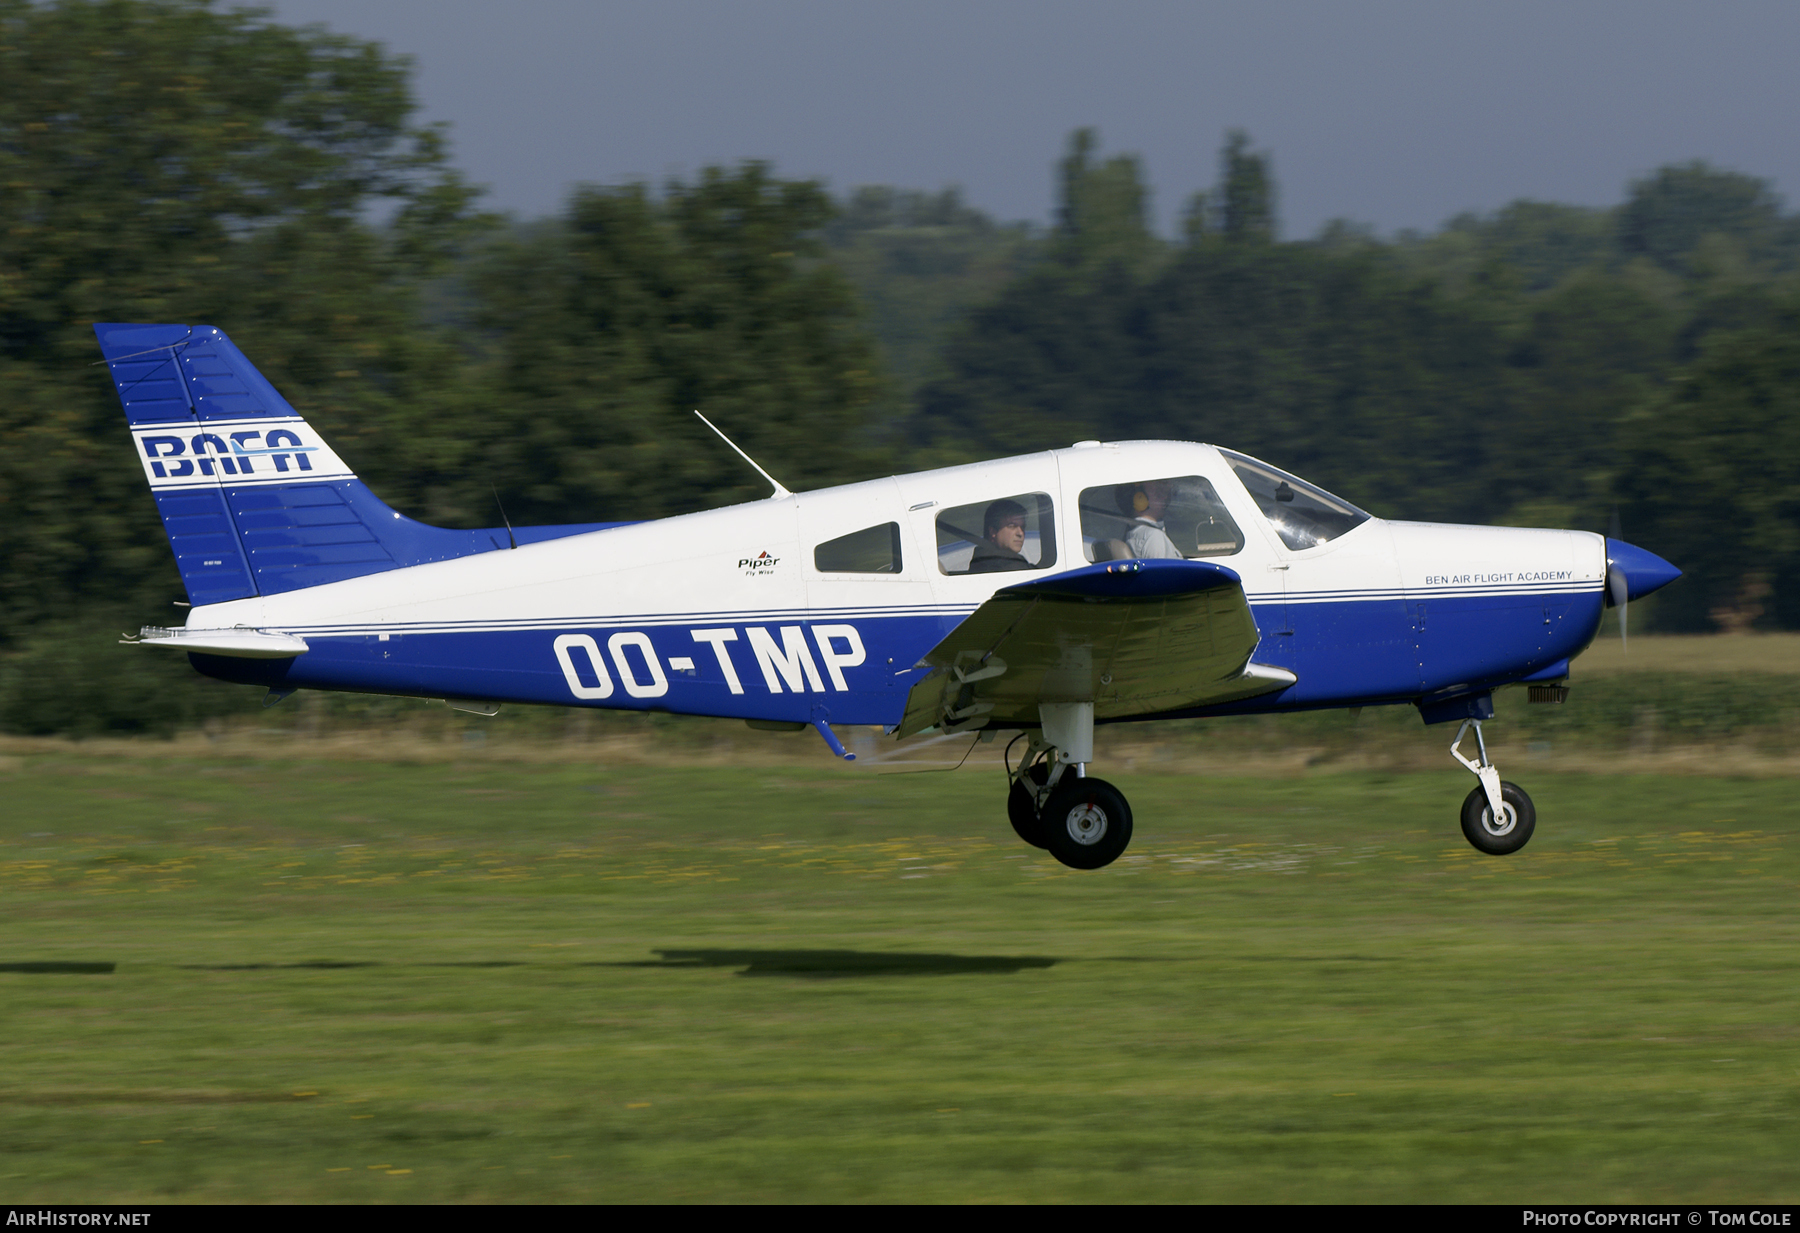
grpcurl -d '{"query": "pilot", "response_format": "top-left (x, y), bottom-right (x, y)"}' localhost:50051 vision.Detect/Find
top-left (968, 499), bottom-right (1034, 573)
top-left (1117, 480), bottom-right (1183, 559)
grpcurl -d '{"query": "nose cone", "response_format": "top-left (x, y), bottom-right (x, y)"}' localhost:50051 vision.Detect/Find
top-left (1605, 538), bottom-right (1682, 603)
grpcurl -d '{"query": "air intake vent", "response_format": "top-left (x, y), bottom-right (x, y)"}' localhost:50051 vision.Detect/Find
top-left (1527, 685), bottom-right (1570, 704)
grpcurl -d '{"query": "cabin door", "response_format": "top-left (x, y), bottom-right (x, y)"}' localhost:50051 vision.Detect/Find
top-left (798, 479), bottom-right (935, 723)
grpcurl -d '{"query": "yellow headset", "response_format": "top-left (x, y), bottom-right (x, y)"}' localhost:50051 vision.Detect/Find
top-left (1132, 488), bottom-right (1150, 513)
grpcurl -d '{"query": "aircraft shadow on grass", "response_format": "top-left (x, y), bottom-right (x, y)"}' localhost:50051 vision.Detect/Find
top-left (176, 961), bottom-right (528, 970)
top-left (4, 955), bottom-right (1062, 978)
top-left (179, 961), bottom-right (380, 970)
top-left (608, 949), bottom-right (1059, 978)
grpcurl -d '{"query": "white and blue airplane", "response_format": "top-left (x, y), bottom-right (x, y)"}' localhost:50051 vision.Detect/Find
top-left (98, 322), bottom-right (1681, 870)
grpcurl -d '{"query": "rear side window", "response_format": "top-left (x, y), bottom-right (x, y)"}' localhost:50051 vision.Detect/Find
top-left (935, 493), bottom-right (1057, 575)
top-left (814, 522), bottom-right (903, 573)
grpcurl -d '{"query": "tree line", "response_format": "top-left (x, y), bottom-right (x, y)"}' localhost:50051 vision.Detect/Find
top-left (2, 0), bottom-right (1796, 731)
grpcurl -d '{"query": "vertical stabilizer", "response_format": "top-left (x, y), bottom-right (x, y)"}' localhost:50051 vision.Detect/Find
top-left (96, 323), bottom-right (627, 605)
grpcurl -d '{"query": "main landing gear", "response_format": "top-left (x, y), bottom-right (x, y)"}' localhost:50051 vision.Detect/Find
top-left (1450, 718), bottom-right (1536, 855)
top-left (1006, 703), bottom-right (1134, 870)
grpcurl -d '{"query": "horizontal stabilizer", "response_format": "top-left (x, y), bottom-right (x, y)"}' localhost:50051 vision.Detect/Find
top-left (130, 626), bottom-right (309, 658)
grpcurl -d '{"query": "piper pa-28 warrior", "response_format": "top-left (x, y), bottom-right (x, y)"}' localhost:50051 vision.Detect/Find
top-left (98, 322), bottom-right (1682, 870)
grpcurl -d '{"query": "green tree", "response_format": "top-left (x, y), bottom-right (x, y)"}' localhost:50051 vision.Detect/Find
top-left (1617, 297), bottom-right (1800, 630)
top-left (0, 0), bottom-right (484, 637)
top-left (1419, 201), bottom-right (1612, 294)
top-left (1618, 162), bottom-right (1788, 276)
top-left (1053, 128), bottom-right (1160, 273)
top-left (1494, 270), bottom-right (1676, 530)
top-left (908, 129), bottom-right (1171, 462)
top-left (909, 254), bottom-right (1149, 462)
top-left (1137, 241), bottom-right (1511, 522)
top-left (466, 165), bottom-right (885, 522)
top-left (1182, 129), bottom-right (1277, 246)
top-left (822, 186), bottom-right (1038, 432)
top-left (1219, 129), bottom-right (1276, 244)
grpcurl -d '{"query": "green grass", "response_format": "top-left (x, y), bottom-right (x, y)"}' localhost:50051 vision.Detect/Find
top-left (2, 752), bottom-right (1798, 1202)
top-left (1575, 631), bottom-right (1800, 676)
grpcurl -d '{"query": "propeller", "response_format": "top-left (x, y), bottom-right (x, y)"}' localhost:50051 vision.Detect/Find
top-left (1607, 554), bottom-right (1629, 649)
top-left (1604, 526), bottom-right (1684, 651)
top-left (1607, 508), bottom-right (1628, 650)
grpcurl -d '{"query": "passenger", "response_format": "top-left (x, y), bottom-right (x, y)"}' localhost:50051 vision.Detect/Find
top-left (967, 499), bottom-right (1033, 573)
top-left (1117, 480), bottom-right (1183, 559)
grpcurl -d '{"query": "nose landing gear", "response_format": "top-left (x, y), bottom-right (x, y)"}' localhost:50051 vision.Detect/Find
top-left (1005, 704), bottom-right (1135, 869)
top-left (1450, 718), bottom-right (1535, 855)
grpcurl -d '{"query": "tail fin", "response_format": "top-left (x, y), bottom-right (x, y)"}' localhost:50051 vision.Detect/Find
top-left (96, 323), bottom-right (623, 606)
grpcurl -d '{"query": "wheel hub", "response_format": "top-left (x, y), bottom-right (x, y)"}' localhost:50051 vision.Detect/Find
top-left (1062, 800), bottom-right (1109, 846)
top-left (1480, 802), bottom-right (1517, 838)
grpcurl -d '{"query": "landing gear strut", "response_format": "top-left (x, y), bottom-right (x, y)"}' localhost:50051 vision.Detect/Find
top-left (1450, 718), bottom-right (1536, 855)
top-left (1005, 704), bottom-right (1134, 869)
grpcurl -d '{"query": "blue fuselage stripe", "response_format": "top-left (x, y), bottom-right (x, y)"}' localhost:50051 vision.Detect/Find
top-left (193, 589), bottom-right (1605, 726)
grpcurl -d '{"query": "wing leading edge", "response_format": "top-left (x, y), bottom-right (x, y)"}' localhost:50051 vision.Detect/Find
top-left (898, 559), bottom-right (1296, 737)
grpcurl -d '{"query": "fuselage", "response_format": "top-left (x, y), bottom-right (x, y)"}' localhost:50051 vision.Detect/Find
top-left (183, 440), bottom-right (1607, 727)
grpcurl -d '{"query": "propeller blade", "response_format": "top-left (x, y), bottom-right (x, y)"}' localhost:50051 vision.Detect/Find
top-left (1608, 561), bottom-right (1629, 650)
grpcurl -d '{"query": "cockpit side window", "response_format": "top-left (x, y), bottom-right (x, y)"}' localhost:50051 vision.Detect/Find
top-left (935, 492), bottom-right (1057, 576)
top-left (1078, 476), bottom-right (1243, 562)
top-left (814, 522), bottom-right (903, 574)
top-left (1220, 450), bottom-right (1370, 552)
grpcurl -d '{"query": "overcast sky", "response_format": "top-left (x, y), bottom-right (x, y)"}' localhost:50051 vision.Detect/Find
top-left (267, 0), bottom-right (1800, 239)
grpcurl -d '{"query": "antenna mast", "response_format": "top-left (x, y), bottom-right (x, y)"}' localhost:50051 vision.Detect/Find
top-left (693, 410), bottom-right (793, 500)
top-left (491, 485), bottom-right (518, 549)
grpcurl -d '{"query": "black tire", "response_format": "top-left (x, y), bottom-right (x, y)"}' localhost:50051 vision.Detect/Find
top-left (1043, 777), bottom-right (1133, 870)
top-left (1460, 781), bottom-right (1536, 855)
top-left (1008, 763), bottom-right (1050, 848)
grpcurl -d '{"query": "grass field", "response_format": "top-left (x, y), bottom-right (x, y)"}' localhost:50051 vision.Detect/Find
top-left (1575, 631), bottom-right (1800, 675)
top-left (3, 747), bottom-right (1798, 1203)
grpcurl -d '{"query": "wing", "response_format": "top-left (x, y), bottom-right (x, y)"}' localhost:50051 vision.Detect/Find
top-left (898, 559), bottom-right (1295, 737)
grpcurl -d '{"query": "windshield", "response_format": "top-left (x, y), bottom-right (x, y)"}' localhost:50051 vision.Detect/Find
top-left (1220, 450), bottom-right (1370, 552)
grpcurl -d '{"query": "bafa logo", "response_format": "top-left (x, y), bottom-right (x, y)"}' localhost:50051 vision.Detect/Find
top-left (739, 550), bottom-right (780, 576)
top-left (139, 428), bottom-right (318, 478)
top-left (130, 417), bottom-right (354, 490)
